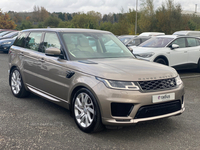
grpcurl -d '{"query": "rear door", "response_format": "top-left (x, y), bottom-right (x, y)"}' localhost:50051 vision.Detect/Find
top-left (186, 37), bottom-right (200, 65)
top-left (22, 32), bottom-right (43, 88)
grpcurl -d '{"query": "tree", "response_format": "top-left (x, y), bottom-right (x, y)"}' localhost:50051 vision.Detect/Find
top-left (17, 20), bottom-right (33, 30)
top-left (138, 0), bottom-right (156, 32)
top-left (44, 16), bottom-right (61, 27)
top-left (156, 0), bottom-right (187, 34)
top-left (0, 9), bottom-right (16, 29)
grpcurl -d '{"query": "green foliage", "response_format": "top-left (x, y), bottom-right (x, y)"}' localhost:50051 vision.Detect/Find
top-left (44, 16), bottom-right (61, 28)
top-left (0, 9), bottom-right (16, 29)
top-left (99, 21), bottom-right (113, 32)
top-left (3, 1), bottom-right (200, 35)
top-left (58, 21), bottom-right (73, 28)
top-left (16, 20), bottom-right (33, 30)
top-left (188, 20), bottom-right (197, 30)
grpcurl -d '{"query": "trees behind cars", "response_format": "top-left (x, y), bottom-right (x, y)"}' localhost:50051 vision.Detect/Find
top-left (0, 9), bottom-right (16, 29)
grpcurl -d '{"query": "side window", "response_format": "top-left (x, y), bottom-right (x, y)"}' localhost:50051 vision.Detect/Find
top-left (196, 39), bottom-right (200, 46)
top-left (187, 38), bottom-right (197, 47)
top-left (43, 32), bottom-right (61, 51)
top-left (130, 39), bottom-right (140, 46)
top-left (171, 38), bottom-right (186, 48)
top-left (13, 32), bottom-right (28, 47)
top-left (142, 38), bottom-right (149, 42)
top-left (26, 32), bottom-right (42, 51)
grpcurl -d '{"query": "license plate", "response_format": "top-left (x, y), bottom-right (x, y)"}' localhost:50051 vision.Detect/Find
top-left (152, 93), bottom-right (175, 103)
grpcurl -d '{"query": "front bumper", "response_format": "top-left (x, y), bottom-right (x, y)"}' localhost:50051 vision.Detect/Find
top-left (93, 82), bottom-right (185, 126)
top-left (0, 45), bottom-right (11, 52)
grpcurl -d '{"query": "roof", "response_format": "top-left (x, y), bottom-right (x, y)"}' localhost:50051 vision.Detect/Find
top-left (173, 30), bottom-right (200, 36)
top-left (22, 28), bottom-right (110, 33)
top-left (138, 32), bottom-right (165, 36)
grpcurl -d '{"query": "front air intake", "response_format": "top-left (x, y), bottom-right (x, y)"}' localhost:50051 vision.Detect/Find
top-left (111, 103), bottom-right (134, 117)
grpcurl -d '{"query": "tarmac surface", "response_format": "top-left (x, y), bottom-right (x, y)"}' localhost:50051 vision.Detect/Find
top-left (0, 52), bottom-right (200, 150)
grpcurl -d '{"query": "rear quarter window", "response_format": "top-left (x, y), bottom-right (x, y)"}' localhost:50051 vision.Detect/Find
top-left (13, 32), bottom-right (28, 47)
top-left (186, 38), bottom-right (198, 47)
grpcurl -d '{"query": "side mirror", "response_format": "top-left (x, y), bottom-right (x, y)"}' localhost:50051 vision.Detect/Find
top-left (45, 47), bottom-right (61, 56)
top-left (171, 44), bottom-right (179, 49)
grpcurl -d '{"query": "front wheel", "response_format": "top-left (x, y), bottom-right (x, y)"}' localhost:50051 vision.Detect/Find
top-left (72, 88), bottom-right (104, 133)
top-left (154, 58), bottom-right (167, 65)
top-left (197, 59), bottom-right (200, 72)
top-left (10, 68), bottom-right (29, 98)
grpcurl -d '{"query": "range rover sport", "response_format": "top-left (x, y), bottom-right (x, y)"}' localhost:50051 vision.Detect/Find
top-left (8, 28), bottom-right (185, 133)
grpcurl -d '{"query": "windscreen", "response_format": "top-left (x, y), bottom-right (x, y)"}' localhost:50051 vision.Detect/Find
top-left (139, 37), bottom-right (173, 48)
top-left (61, 32), bottom-right (134, 60)
top-left (119, 37), bottom-right (131, 43)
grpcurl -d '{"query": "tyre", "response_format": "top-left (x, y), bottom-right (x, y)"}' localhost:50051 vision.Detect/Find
top-left (197, 59), bottom-right (200, 72)
top-left (10, 68), bottom-right (29, 98)
top-left (154, 58), bottom-right (167, 65)
top-left (72, 88), bottom-right (104, 133)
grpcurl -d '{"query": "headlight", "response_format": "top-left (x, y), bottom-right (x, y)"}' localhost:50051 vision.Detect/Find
top-left (96, 77), bottom-right (139, 90)
top-left (2, 42), bottom-right (11, 45)
top-left (175, 75), bottom-right (183, 86)
top-left (135, 52), bottom-right (154, 58)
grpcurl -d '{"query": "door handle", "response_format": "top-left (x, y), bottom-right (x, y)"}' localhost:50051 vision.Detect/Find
top-left (38, 58), bottom-right (45, 62)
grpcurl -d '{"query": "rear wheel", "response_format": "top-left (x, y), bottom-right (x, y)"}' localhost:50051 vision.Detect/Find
top-left (10, 68), bottom-right (29, 98)
top-left (154, 58), bottom-right (167, 65)
top-left (72, 88), bottom-right (104, 133)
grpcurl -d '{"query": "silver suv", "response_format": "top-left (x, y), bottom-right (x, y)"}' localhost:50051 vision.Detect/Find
top-left (8, 28), bottom-right (185, 133)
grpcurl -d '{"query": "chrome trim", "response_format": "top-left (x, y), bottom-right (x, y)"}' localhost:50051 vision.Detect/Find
top-left (102, 107), bottom-right (185, 125)
top-left (27, 84), bottom-right (67, 103)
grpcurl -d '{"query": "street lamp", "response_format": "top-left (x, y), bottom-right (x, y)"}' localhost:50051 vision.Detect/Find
top-left (135, 0), bottom-right (138, 35)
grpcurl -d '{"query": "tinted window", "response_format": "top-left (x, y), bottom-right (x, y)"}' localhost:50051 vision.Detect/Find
top-left (119, 37), bottom-right (131, 43)
top-left (187, 38), bottom-right (198, 47)
top-left (26, 32), bottom-right (42, 51)
top-left (43, 32), bottom-right (61, 52)
top-left (196, 39), bottom-right (200, 45)
top-left (139, 37), bottom-right (173, 48)
top-left (141, 37), bottom-right (150, 42)
top-left (13, 32), bottom-right (28, 47)
top-left (129, 39), bottom-right (140, 46)
top-left (171, 38), bottom-right (186, 48)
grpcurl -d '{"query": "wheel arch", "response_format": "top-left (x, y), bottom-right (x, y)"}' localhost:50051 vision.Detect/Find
top-left (9, 65), bottom-right (17, 86)
top-left (69, 84), bottom-right (102, 115)
top-left (154, 55), bottom-right (169, 66)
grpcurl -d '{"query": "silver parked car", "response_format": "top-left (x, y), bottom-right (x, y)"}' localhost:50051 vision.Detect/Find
top-left (8, 28), bottom-right (185, 133)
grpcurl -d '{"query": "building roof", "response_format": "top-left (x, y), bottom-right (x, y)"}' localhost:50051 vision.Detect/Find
top-left (182, 10), bottom-right (200, 17)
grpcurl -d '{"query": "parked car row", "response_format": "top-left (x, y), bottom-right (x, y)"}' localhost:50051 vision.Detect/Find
top-left (0, 29), bottom-right (19, 53)
top-left (118, 31), bottom-right (200, 72)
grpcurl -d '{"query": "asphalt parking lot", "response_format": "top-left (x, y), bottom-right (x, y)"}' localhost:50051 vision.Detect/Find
top-left (0, 52), bottom-right (200, 150)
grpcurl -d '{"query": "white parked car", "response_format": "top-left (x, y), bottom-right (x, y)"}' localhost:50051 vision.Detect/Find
top-left (138, 32), bottom-right (165, 37)
top-left (131, 35), bottom-right (200, 71)
top-left (173, 30), bottom-right (200, 38)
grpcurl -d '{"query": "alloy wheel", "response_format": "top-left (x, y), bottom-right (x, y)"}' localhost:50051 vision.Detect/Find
top-left (74, 92), bottom-right (95, 128)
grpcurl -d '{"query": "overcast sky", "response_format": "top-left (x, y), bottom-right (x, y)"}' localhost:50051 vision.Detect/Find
top-left (0, 0), bottom-right (199, 15)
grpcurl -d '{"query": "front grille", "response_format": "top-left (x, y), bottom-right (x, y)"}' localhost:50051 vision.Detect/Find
top-left (134, 100), bottom-right (181, 119)
top-left (138, 78), bottom-right (177, 92)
